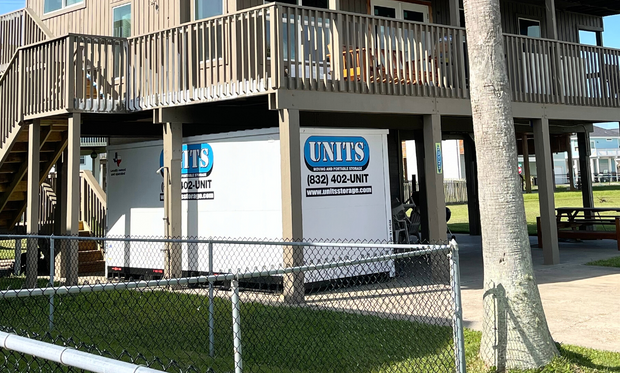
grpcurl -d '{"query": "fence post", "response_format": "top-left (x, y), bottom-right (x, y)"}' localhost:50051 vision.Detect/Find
top-left (49, 236), bottom-right (55, 332)
top-left (231, 278), bottom-right (243, 373)
top-left (449, 240), bottom-right (466, 373)
top-left (208, 241), bottom-right (214, 358)
top-left (13, 239), bottom-right (21, 276)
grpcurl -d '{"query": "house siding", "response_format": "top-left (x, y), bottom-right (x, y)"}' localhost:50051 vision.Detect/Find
top-left (26, 0), bottom-right (191, 37)
top-left (237, 0), bottom-right (263, 11)
top-left (335, 0), bottom-right (604, 44)
top-left (499, 0), bottom-right (603, 42)
top-left (26, 0), bottom-right (604, 42)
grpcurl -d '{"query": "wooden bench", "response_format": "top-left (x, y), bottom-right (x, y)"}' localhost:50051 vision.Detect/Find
top-left (537, 213), bottom-right (620, 251)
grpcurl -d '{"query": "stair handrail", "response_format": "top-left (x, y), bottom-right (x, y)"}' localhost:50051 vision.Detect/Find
top-left (80, 170), bottom-right (106, 238)
top-left (0, 9), bottom-right (25, 70)
top-left (23, 8), bottom-right (54, 40)
top-left (0, 8), bottom-right (51, 73)
top-left (38, 181), bottom-right (57, 235)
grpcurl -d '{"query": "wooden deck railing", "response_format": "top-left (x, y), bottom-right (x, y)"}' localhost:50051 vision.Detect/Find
top-left (2, 3), bottom-right (620, 127)
top-left (70, 35), bottom-right (129, 112)
top-left (271, 4), bottom-right (469, 98)
top-left (21, 37), bottom-right (70, 118)
top-left (126, 5), bottom-right (273, 110)
top-left (0, 9), bottom-right (51, 74)
top-left (80, 170), bottom-right (106, 238)
top-left (505, 34), bottom-right (620, 107)
top-left (0, 51), bottom-right (21, 145)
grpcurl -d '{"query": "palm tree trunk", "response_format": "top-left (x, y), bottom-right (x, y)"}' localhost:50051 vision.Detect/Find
top-left (462, 0), bottom-right (559, 369)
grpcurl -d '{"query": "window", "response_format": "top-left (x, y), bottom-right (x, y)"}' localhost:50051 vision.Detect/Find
top-left (579, 30), bottom-right (598, 46)
top-left (302, 0), bottom-right (328, 7)
top-left (113, 4), bottom-right (131, 38)
top-left (113, 4), bottom-right (131, 77)
top-left (371, 0), bottom-right (429, 22)
top-left (403, 9), bottom-right (424, 22)
top-left (374, 6), bottom-right (396, 18)
top-left (265, 0), bottom-right (297, 4)
top-left (195, 0), bottom-right (224, 20)
top-left (519, 18), bottom-right (540, 38)
top-left (264, 0), bottom-right (328, 7)
top-left (44, 0), bottom-right (83, 14)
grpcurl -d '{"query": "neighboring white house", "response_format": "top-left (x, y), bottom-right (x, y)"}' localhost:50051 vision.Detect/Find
top-left (404, 140), bottom-right (466, 182)
top-left (520, 124), bottom-right (620, 186)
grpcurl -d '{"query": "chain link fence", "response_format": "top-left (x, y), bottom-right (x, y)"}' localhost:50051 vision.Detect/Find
top-left (0, 235), bottom-right (465, 373)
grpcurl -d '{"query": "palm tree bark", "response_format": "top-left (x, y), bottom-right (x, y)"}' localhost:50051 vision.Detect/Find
top-left (462, 0), bottom-right (559, 369)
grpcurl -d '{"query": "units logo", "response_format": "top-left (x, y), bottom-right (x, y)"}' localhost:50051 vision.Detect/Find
top-left (304, 136), bottom-right (370, 172)
top-left (160, 143), bottom-right (214, 176)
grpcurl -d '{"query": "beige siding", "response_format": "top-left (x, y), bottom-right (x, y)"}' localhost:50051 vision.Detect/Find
top-left (237, 0), bottom-right (263, 11)
top-left (340, 0), bottom-right (367, 14)
top-left (26, 0), bottom-right (190, 37)
top-left (430, 0), bottom-right (451, 25)
top-left (556, 10), bottom-right (603, 43)
top-left (499, 0), bottom-right (603, 42)
top-left (25, 0), bottom-right (604, 43)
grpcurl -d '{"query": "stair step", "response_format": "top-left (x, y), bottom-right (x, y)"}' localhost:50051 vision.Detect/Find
top-left (79, 221), bottom-right (84, 231)
top-left (78, 230), bottom-right (91, 237)
top-left (79, 250), bottom-right (103, 262)
top-left (78, 241), bottom-right (98, 251)
top-left (78, 260), bottom-right (105, 275)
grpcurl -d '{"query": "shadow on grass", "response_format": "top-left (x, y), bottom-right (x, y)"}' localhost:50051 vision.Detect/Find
top-left (555, 344), bottom-right (620, 372)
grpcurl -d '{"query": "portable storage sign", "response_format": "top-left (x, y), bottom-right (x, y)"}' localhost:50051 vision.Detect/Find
top-left (158, 143), bottom-right (215, 201)
top-left (300, 128), bottom-right (393, 282)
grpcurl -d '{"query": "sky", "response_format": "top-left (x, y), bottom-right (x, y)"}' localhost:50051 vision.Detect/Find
top-left (0, 0), bottom-right (618, 127)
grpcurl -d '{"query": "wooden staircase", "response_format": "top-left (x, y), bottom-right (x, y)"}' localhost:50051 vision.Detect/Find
top-left (77, 221), bottom-right (105, 275)
top-left (0, 120), bottom-right (68, 231)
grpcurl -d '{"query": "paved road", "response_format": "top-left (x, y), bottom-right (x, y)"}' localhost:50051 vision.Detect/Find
top-left (457, 234), bottom-right (620, 352)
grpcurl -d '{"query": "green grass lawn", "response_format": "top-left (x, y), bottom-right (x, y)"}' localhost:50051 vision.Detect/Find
top-left (0, 288), bottom-right (619, 372)
top-left (0, 239), bottom-right (26, 260)
top-left (0, 289), bottom-right (456, 373)
top-left (464, 328), bottom-right (620, 372)
top-left (586, 256), bottom-right (620, 268)
top-left (448, 185), bottom-right (620, 236)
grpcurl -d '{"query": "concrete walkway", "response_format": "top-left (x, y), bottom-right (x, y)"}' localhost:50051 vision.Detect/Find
top-left (457, 234), bottom-right (620, 352)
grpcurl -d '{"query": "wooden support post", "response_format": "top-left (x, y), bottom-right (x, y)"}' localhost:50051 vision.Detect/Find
top-left (567, 135), bottom-right (576, 190)
top-left (54, 150), bottom-right (68, 280)
top-left (533, 118), bottom-right (559, 265)
top-left (537, 216), bottom-right (542, 248)
top-left (545, 0), bottom-right (558, 40)
top-left (577, 131), bottom-right (594, 209)
top-left (25, 120), bottom-right (40, 288)
top-left (414, 131), bottom-right (429, 241)
top-left (423, 114), bottom-right (447, 241)
top-left (522, 133), bottom-right (532, 193)
top-left (163, 122), bottom-right (183, 279)
top-left (449, 0), bottom-right (461, 27)
top-left (279, 109), bottom-right (304, 303)
top-left (616, 217), bottom-right (620, 251)
top-left (463, 135), bottom-right (481, 235)
top-left (66, 114), bottom-right (81, 285)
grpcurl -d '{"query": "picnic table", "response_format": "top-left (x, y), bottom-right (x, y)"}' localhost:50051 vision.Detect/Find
top-left (537, 207), bottom-right (620, 250)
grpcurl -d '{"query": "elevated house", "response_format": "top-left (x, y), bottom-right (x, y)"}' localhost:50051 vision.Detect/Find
top-left (1, 0), bottom-right (620, 284)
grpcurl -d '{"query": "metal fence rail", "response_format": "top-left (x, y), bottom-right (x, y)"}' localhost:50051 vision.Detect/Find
top-left (0, 331), bottom-right (164, 373)
top-left (0, 235), bottom-right (465, 373)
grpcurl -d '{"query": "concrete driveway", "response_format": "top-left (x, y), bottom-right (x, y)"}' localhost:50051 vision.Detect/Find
top-left (456, 234), bottom-right (620, 352)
